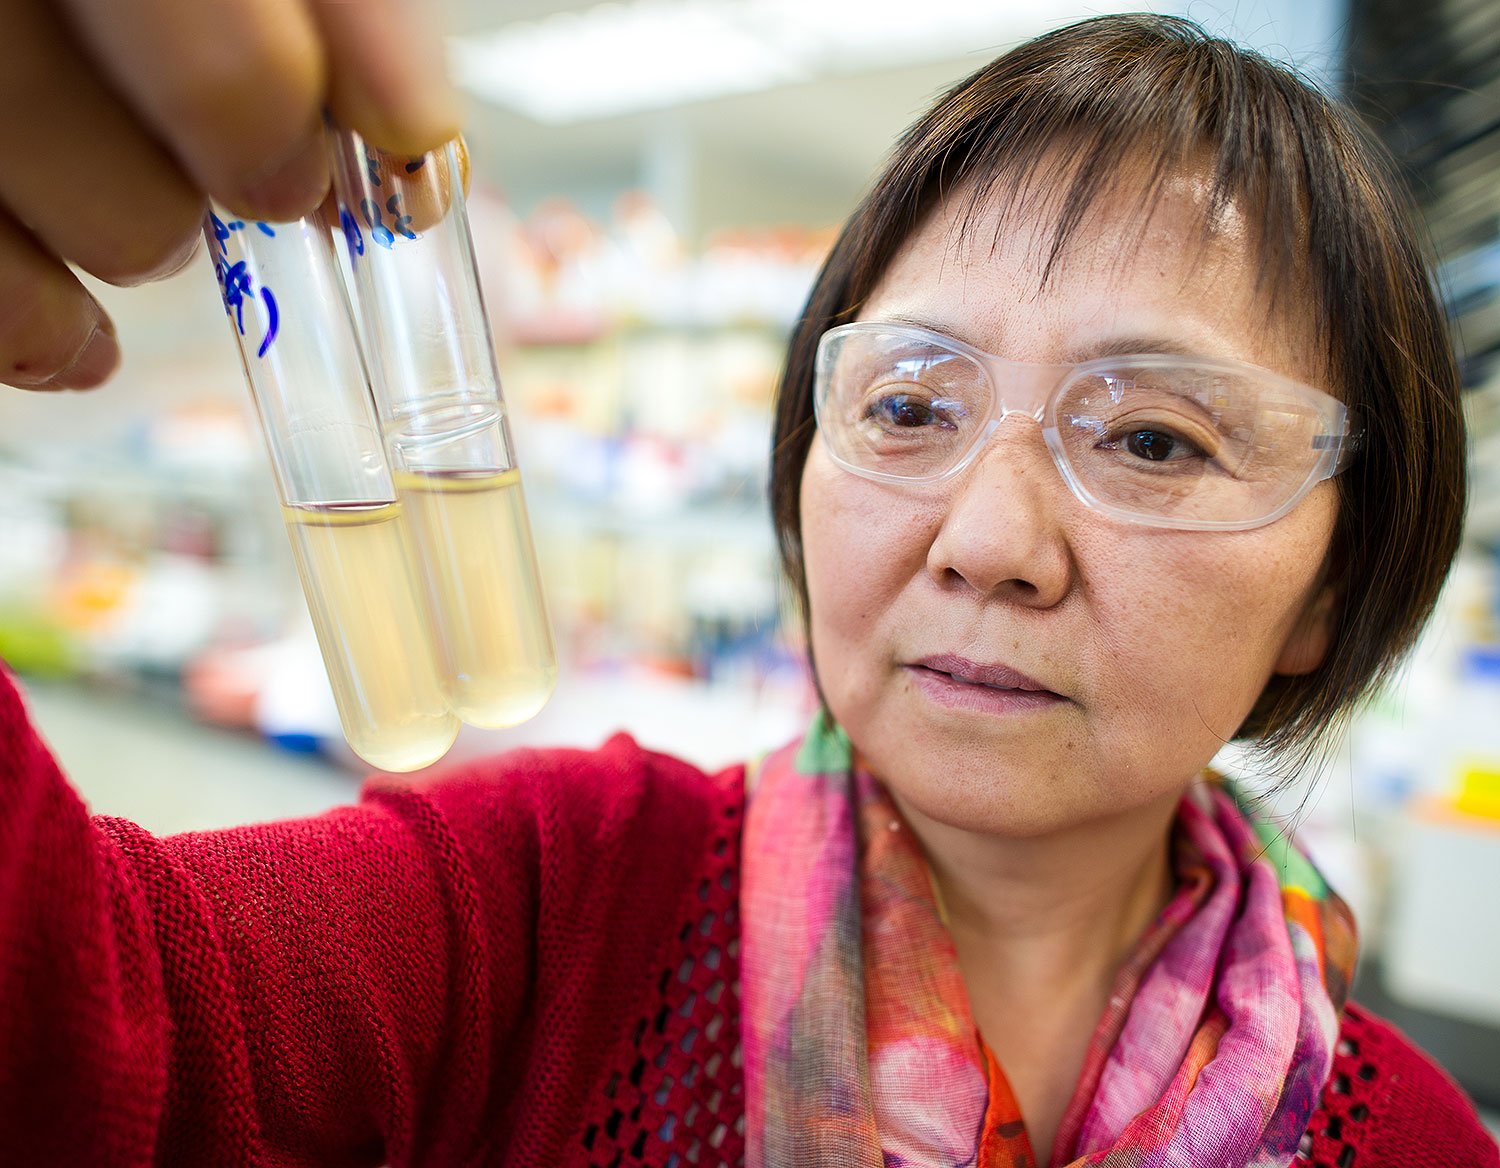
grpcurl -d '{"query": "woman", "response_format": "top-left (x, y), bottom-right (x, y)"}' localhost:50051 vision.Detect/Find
top-left (0, 10), bottom-right (1494, 1168)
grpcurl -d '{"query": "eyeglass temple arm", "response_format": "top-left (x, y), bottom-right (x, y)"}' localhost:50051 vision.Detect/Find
top-left (1312, 409), bottom-right (1364, 476)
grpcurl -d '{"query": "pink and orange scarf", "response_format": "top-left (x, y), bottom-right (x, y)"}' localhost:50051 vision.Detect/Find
top-left (741, 713), bottom-right (1357, 1168)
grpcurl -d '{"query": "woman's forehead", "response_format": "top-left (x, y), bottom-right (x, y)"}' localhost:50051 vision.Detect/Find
top-left (863, 166), bottom-right (1326, 383)
top-left (912, 163), bottom-right (1249, 284)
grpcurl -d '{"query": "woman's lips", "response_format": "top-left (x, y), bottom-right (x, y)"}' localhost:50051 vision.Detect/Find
top-left (905, 655), bottom-right (1067, 715)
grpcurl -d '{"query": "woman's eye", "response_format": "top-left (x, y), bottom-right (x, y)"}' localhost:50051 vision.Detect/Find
top-left (1099, 421), bottom-right (1214, 466)
top-left (865, 392), bottom-right (956, 429)
top-left (1124, 428), bottom-right (1190, 461)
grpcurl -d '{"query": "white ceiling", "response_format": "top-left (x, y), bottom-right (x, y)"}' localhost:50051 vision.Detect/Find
top-left (445, 0), bottom-right (1035, 239)
top-left (440, 0), bottom-right (1346, 239)
top-left (460, 54), bottom-right (991, 237)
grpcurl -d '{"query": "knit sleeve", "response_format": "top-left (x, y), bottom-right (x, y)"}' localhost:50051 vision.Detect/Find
top-left (1300, 1002), bottom-right (1500, 1167)
top-left (0, 663), bottom-right (722, 1167)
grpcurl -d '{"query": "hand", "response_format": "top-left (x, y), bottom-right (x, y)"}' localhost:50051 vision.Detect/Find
top-left (0, 0), bottom-right (461, 392)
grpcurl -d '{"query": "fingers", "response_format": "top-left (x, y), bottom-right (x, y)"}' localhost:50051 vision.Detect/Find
top-left (308, 0), bottom-right (463, 156)
top-left (55, 0), bottom-right (330, 221)
top-left (0, 0), bottom-right (461, 395)
top-left (55, 0), bottom-right (461, 224)
top-left (0, 206), bottom-right (119, 391)
top-left (0, 0), bottom-right (205, 287)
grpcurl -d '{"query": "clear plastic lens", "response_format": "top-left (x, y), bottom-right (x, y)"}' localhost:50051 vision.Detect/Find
top-left (815, 324), bottom-right (1343, 527)
top-left (821, 331), bottom-right (987, 477)
top-left (1056, 368), bottom-right (1330, 521)
top-left (1054, 368), bottom-right (1316, 521)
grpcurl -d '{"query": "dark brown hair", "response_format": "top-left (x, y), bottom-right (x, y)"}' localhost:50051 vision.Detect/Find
top-left (770, 13), bottom-right (1466, 767)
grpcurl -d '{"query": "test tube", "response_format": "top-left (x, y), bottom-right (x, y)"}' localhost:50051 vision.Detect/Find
top-left (205, 203), bottom-right (459, 770)
top-left (327, 130), bottom-right (557, 729)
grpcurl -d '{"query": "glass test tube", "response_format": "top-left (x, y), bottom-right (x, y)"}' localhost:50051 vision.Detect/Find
top-left (327, 131), bottom-right (558, 729)
top-left (205, 204), bottom-right (459, 770)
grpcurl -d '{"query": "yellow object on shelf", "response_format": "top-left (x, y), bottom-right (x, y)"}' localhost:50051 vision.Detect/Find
top-left (1456, 766), bottom-right (1500, 820)
top-left (0, 609), bottom-right (76, 677)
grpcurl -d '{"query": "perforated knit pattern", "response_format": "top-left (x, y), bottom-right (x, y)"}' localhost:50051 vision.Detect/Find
top-left (574, 789), bottom-right (746, 1168)
top-left (1297, 1020), bottom-right (1380, 1168)
top-left (1293, 1003), bottom-right (1499, 1168)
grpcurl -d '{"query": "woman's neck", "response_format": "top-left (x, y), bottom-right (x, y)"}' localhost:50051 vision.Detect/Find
top-left (887, 785), bottom-right (1182, 1165)
top-left (896, 786), bottom-right (1180, 977)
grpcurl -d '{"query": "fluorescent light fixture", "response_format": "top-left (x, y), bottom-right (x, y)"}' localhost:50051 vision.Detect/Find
top-left (451, 0), bottom-right (1149, 124)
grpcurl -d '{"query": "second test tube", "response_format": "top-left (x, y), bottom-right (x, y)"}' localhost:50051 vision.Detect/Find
top-left (329, 133), bottom-right (557, 728)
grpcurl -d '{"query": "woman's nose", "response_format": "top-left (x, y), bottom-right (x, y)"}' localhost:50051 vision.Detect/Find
top-left (924, 419), bottom-right (1073, 606)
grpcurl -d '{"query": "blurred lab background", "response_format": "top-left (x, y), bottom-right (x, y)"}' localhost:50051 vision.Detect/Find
top-left (2, 0), bottom-right (1498, 1125)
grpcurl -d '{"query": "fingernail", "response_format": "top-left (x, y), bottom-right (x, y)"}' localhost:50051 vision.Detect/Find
top-left (232, 128), bottom-right (330, 222)
top-left (45, 325), bottom-right (121, 390)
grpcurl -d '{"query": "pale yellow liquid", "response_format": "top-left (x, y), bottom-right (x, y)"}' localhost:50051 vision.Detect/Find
top-left (393, 468), bottom-right (557, 727)
top-left (282, 501), bottom-right (459, 771)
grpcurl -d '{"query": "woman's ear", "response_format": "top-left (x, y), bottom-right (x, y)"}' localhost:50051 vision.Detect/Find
top-left (1274, 581), bottom-right (1338, 676)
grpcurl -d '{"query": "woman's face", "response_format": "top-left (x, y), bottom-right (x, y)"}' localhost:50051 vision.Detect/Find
top-left (799, 174), bottom-right (1339, 838)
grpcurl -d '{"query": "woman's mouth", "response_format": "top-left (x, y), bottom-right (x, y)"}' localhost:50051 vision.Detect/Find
top-left (905, 655), bottom-right (1067, 715)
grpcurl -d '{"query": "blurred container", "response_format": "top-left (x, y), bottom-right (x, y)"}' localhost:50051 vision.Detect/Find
top-left (1382, 641), bottom-right (1500, 1026)
top-left (1409, 644), bottom-right (1500, 805)
top-left (1383, 798), bottom-right (1500, 1027)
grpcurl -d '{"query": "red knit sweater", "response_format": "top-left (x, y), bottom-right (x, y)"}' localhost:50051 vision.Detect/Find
top-left (0, 664), bottom-right (1495, 1168)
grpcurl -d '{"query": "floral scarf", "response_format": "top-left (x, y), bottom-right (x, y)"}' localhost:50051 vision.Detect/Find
top-left (740, 713), bottom-right (1357, 1168)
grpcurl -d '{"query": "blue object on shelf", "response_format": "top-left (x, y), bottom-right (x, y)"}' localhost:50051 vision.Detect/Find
top-left (266, 731), bottom-right (324, 756)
